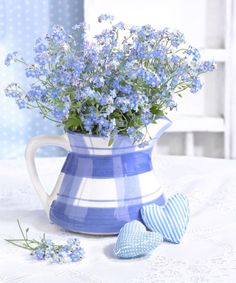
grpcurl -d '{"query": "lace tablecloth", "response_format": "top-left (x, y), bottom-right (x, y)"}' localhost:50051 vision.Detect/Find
top-left (0, 156), bottom-right (236, 283)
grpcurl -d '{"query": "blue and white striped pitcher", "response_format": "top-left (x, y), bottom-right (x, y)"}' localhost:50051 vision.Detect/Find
top-left (25, 117), bottom-right (171, 234)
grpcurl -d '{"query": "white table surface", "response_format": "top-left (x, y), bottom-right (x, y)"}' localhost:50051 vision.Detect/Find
top-left (0, 155), bottom-right (236, 283)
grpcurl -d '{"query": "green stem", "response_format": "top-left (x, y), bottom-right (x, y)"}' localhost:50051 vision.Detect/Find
top-left (34, 101), bottom-right (60, 124)
top-left (17, 219), bottom-right (26, 241)
top-left (17, 219), bottom-right (33, 250)
top-left (5, 239), bottom-right (34, 251)
top-left (174, 85), bottom-right (190, 94)
top-left (15, 58), bottom-right (28, 66)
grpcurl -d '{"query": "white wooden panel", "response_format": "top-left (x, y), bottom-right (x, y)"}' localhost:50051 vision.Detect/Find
top-left (167, 115), bottom-right (225, 133)
top-left (229, 0), bottom-right (236, 159)
top-left (204, 63), bottom-right (225, 117)
top-left (201, 49), bottom-right (226, 62)
top-left (84, 0), bottom-right (224, 48)
top-left (185, 132), bottom-right (195, 156)
top-left (224, 0), bottom-right (233, 158)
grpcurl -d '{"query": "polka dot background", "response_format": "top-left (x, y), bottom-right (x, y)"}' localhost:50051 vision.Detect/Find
top-left (0, 0), bottom-right (84, 159)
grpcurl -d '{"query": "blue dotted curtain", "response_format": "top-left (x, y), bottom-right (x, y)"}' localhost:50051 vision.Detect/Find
top-left (0, 0), bottom-right (84, 158)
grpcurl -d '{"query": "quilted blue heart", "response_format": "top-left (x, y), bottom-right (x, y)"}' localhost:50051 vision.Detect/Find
top-left (140, 193), bottom-right (190, 244)
top-left (114, 220), bottom-right (163, 259)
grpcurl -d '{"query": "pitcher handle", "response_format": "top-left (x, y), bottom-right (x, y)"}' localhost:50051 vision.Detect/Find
top-left (25, 134), bottom-right (70, 214)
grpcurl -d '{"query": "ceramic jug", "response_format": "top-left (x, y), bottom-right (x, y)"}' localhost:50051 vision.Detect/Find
top-left (25, 117), bottom-right (171, 234)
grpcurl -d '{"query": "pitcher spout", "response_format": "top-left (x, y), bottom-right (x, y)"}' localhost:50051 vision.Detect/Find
top-left (144, 116), bottom-right (172, 142)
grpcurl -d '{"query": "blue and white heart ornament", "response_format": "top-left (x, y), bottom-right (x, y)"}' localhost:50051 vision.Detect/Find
top-left (114, 193), bottom-right (190, 259)
top-left (114, 220), bottom-right (163, 259)
top-left (141, 193), bottom-right (190, 244)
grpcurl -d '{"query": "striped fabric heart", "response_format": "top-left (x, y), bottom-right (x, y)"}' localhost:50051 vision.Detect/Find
top-left (140, 193), bottom-right (189, 244)
top-left (114, 220), bottom-right (163, 259)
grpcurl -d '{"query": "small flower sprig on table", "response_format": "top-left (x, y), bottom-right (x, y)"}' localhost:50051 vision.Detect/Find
top-left (5, 220), bottom-right (85, 263)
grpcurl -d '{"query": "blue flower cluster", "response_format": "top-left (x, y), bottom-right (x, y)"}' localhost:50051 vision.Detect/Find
top-left (4, 51), bottom-right (18, 66)
top-left (5, 14), bottom-right (216, 145)
top-left (32, 238), bottom-right (84, 263)
top-left (5, 220), bottom-right (85, 264)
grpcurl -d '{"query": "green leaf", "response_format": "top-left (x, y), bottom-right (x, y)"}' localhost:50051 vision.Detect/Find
top-left (108, 137), bottom-right (114, 147)
top-left (65, 117), bottom-right (82, 129)
top-left (150, 105), bottom-right (165, 116)
top-left (111, 111), bottom-right (121, 119)
top-left (137, 117), bottom-right (143, 126)
top-left (155, 109), bottom-right (165, 116)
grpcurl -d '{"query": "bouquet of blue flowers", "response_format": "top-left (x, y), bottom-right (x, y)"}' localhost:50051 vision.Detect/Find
top-left (5, 14), bottom-right (215, 145)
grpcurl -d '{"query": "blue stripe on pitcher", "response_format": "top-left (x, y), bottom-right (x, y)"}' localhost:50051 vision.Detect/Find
top-left (61, 149), bottom-right (152, 178)
top-left (49, 194), bottom-right (165, 234)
